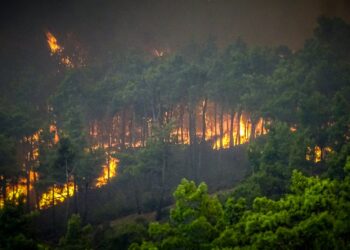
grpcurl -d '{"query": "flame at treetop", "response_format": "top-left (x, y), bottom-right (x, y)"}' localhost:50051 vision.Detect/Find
top-left (45, 31), bottom-right (74, 68)
top-left (46, 31), bottom-right (63, 55)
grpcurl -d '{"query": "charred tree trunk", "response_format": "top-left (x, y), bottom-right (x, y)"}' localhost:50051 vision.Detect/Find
top-left (250, 117), bottom-right (258, 142)
top-left (65, 159), bottom-right (70, 221)
top-left (201, 98), bottom-right (208, 143)
top-left (120, 109), bottom-right (126, 150)
top-left (214, 103), bottom-right (217, 140)
top-left (229, 110), bottom-right (235, 148)
top-left (25, 168), bottom-right (31, 211)
top-left (189, 102), bottom-right (197, 182)
top-left (129, 110), bottom-right (133, 147)
top-left (236, 109), bottom-right (242, 145)
top-left (180, 105), bottom-right (184, 144)
top-left (51, 187), bottom-right (56, 233)
top-left (73, 177), bottom-right (78, 214)
top-left (219, 106), bottom-right (224, 149)
top-left (1, 177), bottom-right (6, 202)
top-left (156, 145), bottom-right (168, 220)
top-left (83, 182), bottom-right (89, 223)
top-left (134, 185), bottom-right (142, 215)
top-left (33, 171), bottom-right (39, 210)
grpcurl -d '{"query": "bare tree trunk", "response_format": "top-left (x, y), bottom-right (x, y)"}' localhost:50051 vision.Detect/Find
top-left (250, 116), bottom-right (258, 142)
top-left (189, 102), bottom-right (197, 182)
top-left (120, 109), bottom-right (126, 150)
top-left (134, 185), bottom-right (142, 215)
top-left (65, 159), bottom-right (70, 221)
top-left (180, 106), bottom-right (184, 143)
top-left (156, 145), bottom-right (168, 220)
top-left (52, 187), bottom-right (56, 233)
top-left (214, 103), bottom-right (217, 140)
top-left (129, 109), bottom-right (133, 147)
top-left (33, 171), bottom-right (39, 210)
top-left (73, 177), bottom-right (78, 214)
top-left (1, 177), bottom-right (6, 202)
top-left (230, 110), bottom-right (235, 148)
top-left (201, 98), bottom-right (208, 143)
top-left (219, 106), bottom-right (224, 149)
top-left (83, 182), bottom-right (89, 223)
top-left (236, 109), bottom-right (242, 145)
top-left (26, 168), bottom-right (31, 211)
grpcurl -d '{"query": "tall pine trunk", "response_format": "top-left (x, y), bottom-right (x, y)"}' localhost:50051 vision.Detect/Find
top-left (229, 110), bottom-right (235, 148)
top-left (201, 98), bottom-right (208, 143)
top-left (219, 106), bottom-right (224, 149)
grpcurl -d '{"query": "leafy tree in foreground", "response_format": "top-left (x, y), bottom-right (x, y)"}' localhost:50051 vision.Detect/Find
top-left (0, 197), bottom-right (38, 250)
top-left (59, 214), bottom-right (93, 250)
top-left (132, 157), bottom-right (350, 250)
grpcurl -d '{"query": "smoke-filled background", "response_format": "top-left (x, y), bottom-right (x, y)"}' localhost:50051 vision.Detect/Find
top-left (1, 0), bottom-right (350, 58)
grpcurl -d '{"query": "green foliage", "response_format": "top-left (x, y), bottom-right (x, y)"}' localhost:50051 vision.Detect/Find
top-left (134, 179), bottom-right (223, 249)
top-left (1, 15), bottom-right (350, 250)
top-left (137, 157), bottom-right (350, 249)
top-left (0, 197), bottom-right (38, 250)
top-left (59, 214), bottom-right (93, 250)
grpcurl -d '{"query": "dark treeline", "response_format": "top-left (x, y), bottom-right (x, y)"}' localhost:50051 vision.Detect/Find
top-left (1, 16), bottom-right (350, 249)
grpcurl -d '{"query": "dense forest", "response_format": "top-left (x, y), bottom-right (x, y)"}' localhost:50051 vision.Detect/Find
top-left (1, 12), bottom-right (350, 249)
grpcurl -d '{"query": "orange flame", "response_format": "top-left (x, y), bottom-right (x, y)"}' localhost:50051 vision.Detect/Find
top-left (46, 32), bottom-right (63, 55)
top-left (306, 146), bottom-right (332, 163)
top-left (39, 182), bottom-right (75, 209)
top-left (95, 157), bottom-right (118, 188)
top-left (45, 31), bottom-right (74, 68)
top-left (50, 124), bottom-right (60, 144)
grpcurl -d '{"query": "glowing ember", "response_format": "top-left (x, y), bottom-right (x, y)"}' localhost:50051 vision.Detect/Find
top-left (50, 124), bottom-right (60, 144)
top-left (306, 145), bottom-right (329, 163)
top-left (290, 126), bottom-right (297, 132)
top-left (95, 157), bottom-right (118, 187)
top-left (61, 56), bottom-right (74, 68)
top-left (152, 48), bottom-right (169, 57)
top-left (314, 146), bottom-right (322, 163)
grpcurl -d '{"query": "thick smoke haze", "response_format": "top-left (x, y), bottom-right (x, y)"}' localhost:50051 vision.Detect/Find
top-left (1, 0), bottom-right (350, 66)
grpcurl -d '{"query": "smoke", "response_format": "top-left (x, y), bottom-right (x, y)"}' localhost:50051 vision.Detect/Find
top-left (1, 0), bottom-right (350, 64)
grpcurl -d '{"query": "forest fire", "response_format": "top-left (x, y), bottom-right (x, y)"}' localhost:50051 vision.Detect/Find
top-left (49, 124), bottom-right (60, 144)
top-left (45, 31), bottom-right (74, 68)
top-left (95, 157), bottom-right (118, 188)
top-left (39, 182), bottom-right (75, 209)
top-left (306, 146), bottom-right (333, 163)
top-left (152, 48), bottom-right (170, 57)
top-left (0, 104), bottom-right (267, 210)
top-left (46, 32), bottom-right (62, 54)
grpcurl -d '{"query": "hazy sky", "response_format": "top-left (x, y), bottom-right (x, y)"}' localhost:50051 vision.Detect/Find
top-left (1, 0), bottom-right (350, 57)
